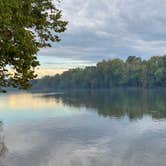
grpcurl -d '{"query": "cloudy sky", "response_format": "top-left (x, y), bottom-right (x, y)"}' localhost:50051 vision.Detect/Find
top-left (37, 0), bottom-right (166, 77)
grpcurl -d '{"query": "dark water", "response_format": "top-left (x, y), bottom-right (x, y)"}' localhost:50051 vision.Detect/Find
top-left (0, 89), bottom-right (166, 166)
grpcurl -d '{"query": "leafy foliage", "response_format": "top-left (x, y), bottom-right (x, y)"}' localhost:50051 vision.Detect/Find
top-left (32, 55), bottom-right (166, 91)
top-left (0, 0), bottom-right (67, 91)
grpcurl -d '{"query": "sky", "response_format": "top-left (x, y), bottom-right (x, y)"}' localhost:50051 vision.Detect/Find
top-left (37, 0), bottom-right (166, 77)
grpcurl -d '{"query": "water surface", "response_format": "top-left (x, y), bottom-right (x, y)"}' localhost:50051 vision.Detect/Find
top-left (0, 89), bottom-right (166, 166)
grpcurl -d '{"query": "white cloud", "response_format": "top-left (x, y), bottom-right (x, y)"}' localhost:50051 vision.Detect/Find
top-left (38, 0), bottom-right (166, 75)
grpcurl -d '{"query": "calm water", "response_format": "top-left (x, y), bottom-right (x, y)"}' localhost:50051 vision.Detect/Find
top-left (0, 89), bottom-right (166, 166)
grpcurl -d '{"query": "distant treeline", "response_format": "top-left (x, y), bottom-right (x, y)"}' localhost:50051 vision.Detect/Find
top-left (31, 55), bottom-right (166, 90)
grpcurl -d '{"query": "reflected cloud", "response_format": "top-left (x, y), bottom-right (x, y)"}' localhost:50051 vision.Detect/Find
top-left (4, 114), bottom-right (166, 166)
top-left (1, 93), bottom-right (62, 110)
top-left (0, 93), bottom-right (84, 124)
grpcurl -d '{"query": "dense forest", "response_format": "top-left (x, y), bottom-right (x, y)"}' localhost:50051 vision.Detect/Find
top-left (31, 55), bottom-right (166, 91)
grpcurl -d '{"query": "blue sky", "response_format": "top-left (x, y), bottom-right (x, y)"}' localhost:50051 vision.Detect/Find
top-left (37, 0), bottom-right (166, 76)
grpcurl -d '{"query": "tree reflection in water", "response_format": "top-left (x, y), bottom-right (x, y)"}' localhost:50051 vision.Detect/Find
top-left (0, 121), bottom-right (8, 166)
top-left (42, 89), bottom-right (166, 120)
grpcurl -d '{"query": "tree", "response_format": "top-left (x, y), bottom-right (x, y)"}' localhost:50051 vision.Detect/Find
top-left (0, 0), bottom-right (67, 91)
top-left (31, 55), bottom-right (166, 91)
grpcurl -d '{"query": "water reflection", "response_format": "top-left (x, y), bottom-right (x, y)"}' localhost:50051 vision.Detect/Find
top-left (43, 89), bottom-right (166, 120)
top-left (0, 89), bottom-right (166, 166)
top-left (0, 122), bottom-right (8, 166)
top-left (0, 93), bottom-right (62, 110)
top-left (0, 90), bottom-right (166, 166)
